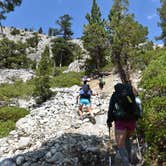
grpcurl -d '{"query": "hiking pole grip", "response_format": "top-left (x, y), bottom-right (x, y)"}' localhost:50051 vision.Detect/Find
top-left (109, 127), bottom-right (111, 139)
top-left (135, 128), bottom-right (143, 162)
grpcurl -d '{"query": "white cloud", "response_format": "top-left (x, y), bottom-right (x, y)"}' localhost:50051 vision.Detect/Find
top-left (147, 14), bottom-right (156, 20)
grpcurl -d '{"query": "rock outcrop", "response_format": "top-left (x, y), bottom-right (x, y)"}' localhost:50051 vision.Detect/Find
top-left (0, 69), bottom-right (35, 84)
top-left (0, 85), bottom-right (114, 165)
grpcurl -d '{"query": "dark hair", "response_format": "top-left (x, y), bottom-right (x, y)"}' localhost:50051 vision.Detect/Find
top-left (83, 80), bottom-right (87, 84)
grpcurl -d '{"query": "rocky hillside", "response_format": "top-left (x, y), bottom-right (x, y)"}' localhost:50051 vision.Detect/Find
top-left (0, 27), bottom-right (84, 64)
top-left (0, 85), bottom-right (111, 165)
top-left (0, 27), bottom-right (143, 165)
top-left (0, 71), bottom-right (142, 165)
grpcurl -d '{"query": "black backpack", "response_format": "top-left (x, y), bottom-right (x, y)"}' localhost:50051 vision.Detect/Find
top-left (113, 83), bottom-right (139, 120)
top-left (80, 84), bottom-right (91, 99)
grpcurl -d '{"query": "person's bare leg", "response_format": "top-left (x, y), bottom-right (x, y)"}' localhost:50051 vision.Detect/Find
top-left (78, 105), bottom-right (83, 117)
top-left (115, 129), bottom-right (130, 166)
top-left (125, 130), bottom-right (135, 162)
top-left (115, 129), bottom-right (127, 148)
top-left (86, 106), bottom-right (96, 124)
top-left (86, 106), bottom-right (94, 117)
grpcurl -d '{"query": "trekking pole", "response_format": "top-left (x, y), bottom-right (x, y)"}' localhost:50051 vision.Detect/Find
top-left (108, 126), bottom-right (112, 166)
top-left (109, 126), bottom-right (111, 139)
top-left (135, 129), bottom-right (142, 161)
top-left (96, 93), bottom-right (102, 112)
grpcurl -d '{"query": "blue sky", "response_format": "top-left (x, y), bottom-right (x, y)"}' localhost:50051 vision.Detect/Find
top-left (2, 0), bottom-right (162, 44)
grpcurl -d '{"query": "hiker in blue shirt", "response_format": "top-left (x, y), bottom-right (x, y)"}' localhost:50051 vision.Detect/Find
top-left (76, 80), bottom-right (94, 119)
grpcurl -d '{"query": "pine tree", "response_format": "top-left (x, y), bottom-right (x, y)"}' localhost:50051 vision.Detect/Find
top-left (0, 38), bottom-right (31, 68)
top-left (108, 0), bottom-right (148, 83)
top-left (157, 0), bottom-right (166, 46)
top-left (0, 0), bottom-right (22, 20)
top-left (48, 27), bottom-right (53, 36)
top-left (0, 0), bottom-right (22, 33)
top-left (38, 27), bottom-right (43, 34)
top-left (51, 37), bottom-right (74, 68)
top-left (37, 46), bottom-right (53, 76)
top-left (86, 0), bottom-right (102, 24)
top-left (55, 14), bottom-right (73, 40)
top-left (34, 46), bottom-right (53, 104)
top-left (48, 27), bottom-right (59, 36)
top-left (82, 0), bottom-right (109, 74)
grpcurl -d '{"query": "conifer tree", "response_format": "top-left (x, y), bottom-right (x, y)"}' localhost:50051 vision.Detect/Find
top-left (0, 38), bottom-right (31, 68)
top-left (108, 0), bottom-right (148, 83)
top-left (0, 0), bottom-right (22, 20)
top-left (37, 46), bottom-right (53, 76)
top-left (82, 0), bottom-right (109, 74)
top-left (0, 0), bottom-right (22, 33)
top-left (157, 0), bottom-right (166, 46)
top-left (51, 37), bottom-right (74, 68)
top-left (55, 14), bottom-right (73, 40)
top-left (48, 27), bottom-right (59, 36)
top-left (34, 46), bottom-right (53, 104)
top-left (48, 27), bottom-right (53, 36)
top-left (38, 27), bottom-right (43, 34)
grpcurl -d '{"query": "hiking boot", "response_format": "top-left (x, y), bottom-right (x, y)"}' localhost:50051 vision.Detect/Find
top-left (119, 147), bottom-right (130, 166)
top-left (89, 116), bottom-right (96, 124)
top-left (114, 150), bottom-right (123, 166)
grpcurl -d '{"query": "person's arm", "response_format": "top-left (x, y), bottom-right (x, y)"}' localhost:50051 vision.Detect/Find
top-left (76, 95), bottom-right (79, 104)
top-left (91, 90), bottom-right (97, 96)
top-left (76, 90), bottom-right (81, 104)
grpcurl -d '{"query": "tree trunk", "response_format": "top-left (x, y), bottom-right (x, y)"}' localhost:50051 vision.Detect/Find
top-left (114, 51), bottom-right (128, 83)
top-left (0, 22), bottom-right (3, 34)
top-left (96, 46), bottom-right (101, 73)
top-left (124, 53), bottom-right (131, 83)
top-left (60, 53), bottom-right (62, 68)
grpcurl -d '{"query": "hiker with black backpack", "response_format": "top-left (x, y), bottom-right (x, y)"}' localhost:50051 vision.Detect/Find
top-left (76, 79), bottom-right (96, 123)
top-left (107, 83), bottom-right (142, 166)
top-left (98, 75), bottom-right (105, 90)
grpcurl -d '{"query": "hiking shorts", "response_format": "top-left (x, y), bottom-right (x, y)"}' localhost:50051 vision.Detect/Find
top-left (115, 120), bottom-right (136, 131)
top-left (80, 98), bottom-right (90, 106)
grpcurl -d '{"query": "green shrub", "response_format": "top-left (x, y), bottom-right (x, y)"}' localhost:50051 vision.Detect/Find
top-left (101, 62), bottom-right (114, 72)
top-left (0, 106), bottom-right (29, 121)
top-left (131, 49), bottom-right (165, 71)
top-left (10, 28), bottom-right (20, 35)
top-left (139, 51), bottom-right (166, 165)
top-left (0, 38), bottom-right (33, 69)
top-left (0, 80), bottom-right (35, 101)
top-left (33, 76), bottom-right (53, 104)
top-left (26, 33), bottom-right (40, 48)
top-left (0, 106), bottom-right (29, 138)
top-left (51, 72), bottom-right (83, 87)
top-left (53, 66), bottom-right (68, 76)
top-left (0, 120), bottom-right (15, 138)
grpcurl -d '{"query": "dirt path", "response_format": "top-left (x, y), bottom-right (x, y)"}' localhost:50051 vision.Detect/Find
top-left (88, 72), bottom-right (121, 96)
top-left (89, 71), bottom-right (141, 95)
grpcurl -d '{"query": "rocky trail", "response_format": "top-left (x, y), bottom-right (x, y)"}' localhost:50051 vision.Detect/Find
top-left (0, 71), bottom-right (141, 166)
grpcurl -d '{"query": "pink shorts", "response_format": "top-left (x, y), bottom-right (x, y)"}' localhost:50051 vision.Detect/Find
top-left (115, 120), bottom-right (136, 131)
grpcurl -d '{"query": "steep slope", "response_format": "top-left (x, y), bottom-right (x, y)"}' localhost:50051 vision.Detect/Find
top-left (0, 72), bottom-right (141, 165)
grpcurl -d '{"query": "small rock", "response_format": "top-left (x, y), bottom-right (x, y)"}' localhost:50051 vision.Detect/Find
top-left (0, 158), bottom-right (16, 166)
top-left (15, 155), bottom-right (25, 165)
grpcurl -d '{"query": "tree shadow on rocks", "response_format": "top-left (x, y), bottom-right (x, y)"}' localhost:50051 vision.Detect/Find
top-left (0, 133), bottom-right (113, 166)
